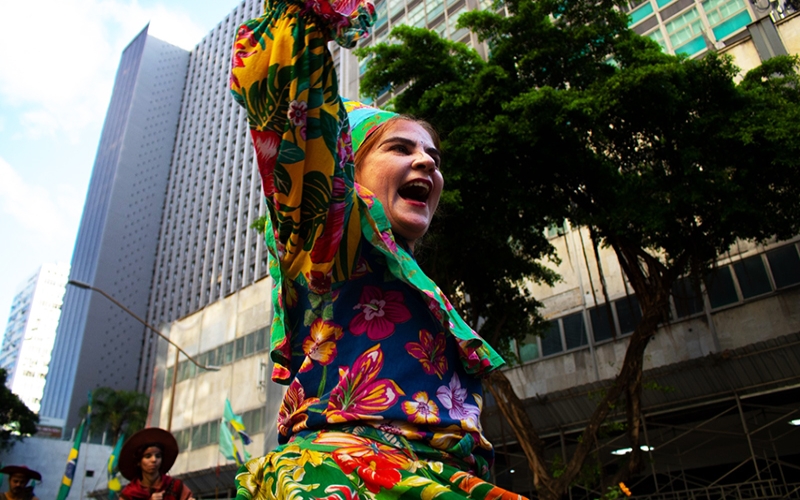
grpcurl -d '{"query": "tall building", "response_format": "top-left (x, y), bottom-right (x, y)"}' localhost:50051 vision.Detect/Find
top-left (0, 262), bottom-right (70, 413)
top-left (39, 26), bottom-right (191, 432)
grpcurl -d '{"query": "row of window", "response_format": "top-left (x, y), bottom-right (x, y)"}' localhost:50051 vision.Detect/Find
top-left (516, 242), bottom-right (800, 363)
top-left (165, 326), bottom-right (270, 386)
top-left (173, 405), bottom-right (266, 452)
top-left (628, 0), bottom-right (753, 56)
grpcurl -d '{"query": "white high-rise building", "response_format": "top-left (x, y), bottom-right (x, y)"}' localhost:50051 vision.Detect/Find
top-left (1, 263), bottom-right (70, 413)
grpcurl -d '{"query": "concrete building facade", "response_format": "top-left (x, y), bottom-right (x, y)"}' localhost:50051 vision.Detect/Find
top-left (0, 262), bottom-right (70, 413)
top-left (39, 26), bottom-right (191, 432)
top-left (0, 436), bottom-right (112, 500)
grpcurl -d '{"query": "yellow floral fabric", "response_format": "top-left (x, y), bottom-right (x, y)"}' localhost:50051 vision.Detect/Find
top-left (235, 429), bottom-right (528, 500)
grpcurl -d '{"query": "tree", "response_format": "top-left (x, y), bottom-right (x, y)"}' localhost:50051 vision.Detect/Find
top-left (358, 0), bottom-right (800, 497)
top-left (0, 368), bottom-right (38, 450)
top-left (79, 387), bottom-right (149, 443)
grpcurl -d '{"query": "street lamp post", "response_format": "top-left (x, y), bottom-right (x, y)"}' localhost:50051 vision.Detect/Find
top-left (67, 280), bottom-right (220, 431)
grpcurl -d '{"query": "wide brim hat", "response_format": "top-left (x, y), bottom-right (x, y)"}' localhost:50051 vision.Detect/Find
top-left (118, 428), bottom-right (179, 480)
top-left (0, 465), bottom-right (41, 481)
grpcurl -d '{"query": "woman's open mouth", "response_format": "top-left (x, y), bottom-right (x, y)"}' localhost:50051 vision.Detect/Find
top-left (398, 179), bottom-right (432, 203)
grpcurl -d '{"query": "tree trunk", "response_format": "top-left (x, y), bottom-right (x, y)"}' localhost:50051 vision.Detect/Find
top-left (484, 240), bottom-right (675, 499)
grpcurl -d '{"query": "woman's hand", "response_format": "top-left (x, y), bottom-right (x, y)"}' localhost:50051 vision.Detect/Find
top-left (150, 493), bottom-right (164, 500)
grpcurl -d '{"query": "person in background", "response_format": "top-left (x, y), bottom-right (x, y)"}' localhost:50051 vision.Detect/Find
top-left (0, 465), bottom-right (40, 500)
top-left (118, 428), bottom-right (194, 500)
top-left (229, 0), bottom-right (525, 498)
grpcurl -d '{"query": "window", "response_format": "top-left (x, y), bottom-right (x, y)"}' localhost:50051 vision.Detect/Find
top-left (407, 1), bottom-right (425, 27)
top-left (447, 5), bottom-right (468, 40)
top-left (615, 295), bottom-right (642, 335)
top-left (665, 8), bottom-right (705, 55)
top-left (541, 321), bottom-right (563, 356)
top-left (208, 420), bottom-right (219, 445)
top-left (672, 277), bottom-right (703, 318)
top-left (235, 337), bottom-right (245, 360)
top-left (243, 407), bottom-right (265, 434)
top-left (767, 244), bottom-right (800, 289)
top-left (590, 305), bottom-right (615, 343)
top-left (256, 327), bottom-right (268, 352)
top-left (702, 0), bottom-right (751, 41)
top-left (733, 255), bottom-right (772, 299)
top-left (629, 2), bottom-right (654, 25)
top-left (191, 423), bottom-right (208, 449)
top-left (518, 333), bottom-right (540, 362)
top-left (174, 429), bottom-right (190, 450)
top-left (704, 266), bottom-right (738, 309)
top-left (563, 312), bottom-right (588, 350)
top-left (245, 332), bottom-right (256, 356)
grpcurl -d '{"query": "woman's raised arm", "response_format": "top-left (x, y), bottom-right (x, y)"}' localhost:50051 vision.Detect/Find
top-left (230, 0), bottom-right (375, 290)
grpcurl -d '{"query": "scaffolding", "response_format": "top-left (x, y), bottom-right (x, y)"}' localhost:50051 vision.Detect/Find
top-left (486, 332), bottom-right (800, 499)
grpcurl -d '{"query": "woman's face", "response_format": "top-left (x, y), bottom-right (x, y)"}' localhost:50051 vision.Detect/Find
top-left (356, 120), bottom-right (443, 249)
top-left (138, 446), bottom-right (163, 476)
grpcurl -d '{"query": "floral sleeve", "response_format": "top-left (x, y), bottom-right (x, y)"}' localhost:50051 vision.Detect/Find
top-left (230, 0), bottom-right (375, 287)
top-left (230, 0), bottom-right (375, 381)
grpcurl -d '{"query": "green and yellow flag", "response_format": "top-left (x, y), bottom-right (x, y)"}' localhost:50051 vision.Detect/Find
top-left (57, 392), bottom-right (91, 500)
top-left (107, 433), bottom-right (125, 499)
top-left (219, 419), bottom-right (244, 466)
top-left (224, 398), bottom-right (252, 445)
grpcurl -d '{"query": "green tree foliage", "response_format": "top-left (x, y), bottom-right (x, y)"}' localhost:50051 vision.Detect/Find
top-left (0, 368), bottom-right (38, 450)
top-left (79, 387), bottom-right (148, 442)
top-left (358, 0), bottom-right (800, 496)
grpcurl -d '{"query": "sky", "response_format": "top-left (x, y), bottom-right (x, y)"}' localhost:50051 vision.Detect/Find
top-left (0, 0), bottom-right (244, 323)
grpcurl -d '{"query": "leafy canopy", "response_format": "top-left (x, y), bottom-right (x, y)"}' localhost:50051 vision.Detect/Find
top-left (358, 0), bottom-right (800, 304)
top-left (0, 368), bottom-right (38, 451)
top-left (79, 387), bottom-right (149, 442)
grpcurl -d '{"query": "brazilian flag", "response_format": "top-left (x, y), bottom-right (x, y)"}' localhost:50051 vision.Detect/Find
top-left (57, 392), bottom-right (91, 500)
top-left (107, 433), bottom-right (125, 499)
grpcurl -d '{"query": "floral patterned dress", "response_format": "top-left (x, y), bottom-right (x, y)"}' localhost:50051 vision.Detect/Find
top-left (230, 0), bottom-right (524, 498)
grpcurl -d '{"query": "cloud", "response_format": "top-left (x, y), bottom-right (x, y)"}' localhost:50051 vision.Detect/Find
top-left (0, 0), bottom-right (204, 142)
top-left (0, 156), bottom-right (83, 247)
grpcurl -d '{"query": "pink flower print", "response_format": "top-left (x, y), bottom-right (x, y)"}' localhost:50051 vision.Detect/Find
top-left (229, 25), bottom-right (257, 87)
top-left (302, 319), bottom-right (344, 368)
top-left (355, 183), bottom-right (376, 208)
top-left (337, 131), bottom-right (354, 169)
top-left (319, 485), bottom-right (359, 500)
top-left (250, 129), bottom-right (280, 197)
top-left (277, 379), bottom-right (320, 436)
top-left (402, 391), bottom-right (441, 425)
top-left (457, 341), bottom-right (493, 374)
top-left (349, 286), bottom-right (411, 340)
top-left (307, 270), bottom-right (332, 293)
top-left (325, 345), bottom-right (404, 423)
top-left (422, 290), bottom-right (443, 321)
top-left (436, 373), bottom-right (480, 428)
top-left (436, 287), bottom-right (454, 311)
top-left (406, 329), bottom-right (448, 379)
top-left (380, 231), bottom-right (398, 253)
top-left (288, 100), bottom-right (308, 127)
top-left (311, 177), bottom-right (347, 265)
top-left (304, 0), bottom-right (361, 30)
top-left (374, 420), bottom-right (425, 440)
